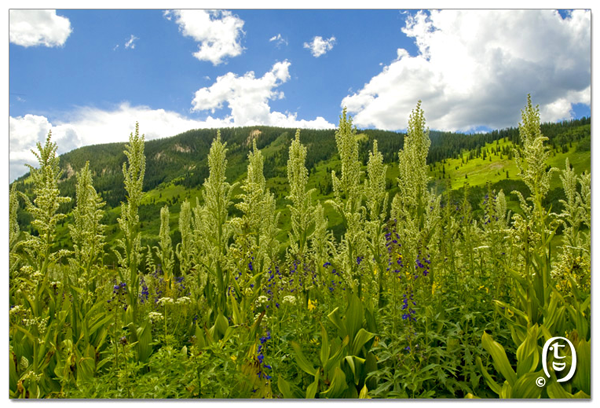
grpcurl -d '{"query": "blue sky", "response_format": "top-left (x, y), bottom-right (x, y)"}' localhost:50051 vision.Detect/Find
top-left (9, 9), bottom-right (591, 180)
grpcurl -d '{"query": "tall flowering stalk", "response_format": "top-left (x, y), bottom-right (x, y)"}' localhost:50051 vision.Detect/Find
top-left (114, 122), bottom-right (146, 318)
top-left (286, 130), bottom-right (319, 300)
top-left (68, 161), bottom-right (106, 296)
top-left (481, 188), bottom-right (511, 299)
top-left (232, 139), bottom-right (280, 279)
top-left (9, 184), bottom-right (21, 281)
top-left (391, 101), bottom-right (431, 228)
top-left (327, 108), bottom-right (367, 296)
top-left (391, 102), bottom-right (437, 279)
top-left (18, 131), bottom-right (71, 288)
top-left (388, 102), bottom-right (439, 335)
top-left (506, 96), bottom-right (560, 326)
top-left (365, 140), bottom-right (389, 306)
top-left (11, 131), bottom-right (71, 395)
top-left (195, 131), bottom-right (237, 315)
top-left (154, 205), bottom-right (175, 283)
top-left (176, 199), bottom-right (194, 277)
top-left (287, 130), bottom-right (316, 260)
top-left (553, 159), bottom-right (591, 293)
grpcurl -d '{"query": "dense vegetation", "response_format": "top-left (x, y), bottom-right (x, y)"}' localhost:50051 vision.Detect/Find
top-left (9, 96), bottom-right (590, 398)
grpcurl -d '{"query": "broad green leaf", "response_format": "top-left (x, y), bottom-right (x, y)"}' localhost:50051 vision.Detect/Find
top-left (511, 371), bottom-right (542, 399)
top-left (9, 352), bottom-right (18, 392)
top-left (516, 324), bottom-right (539, 377)
top-left (320, 324), bottom-right (329, 367)
top-left (135, 321), bottom-right (153, 363)
top-left (572, 391), bottom-right (591, 399)
top-left (351, 328), bottom-right (375, 356)
top-left (214, 313), bottom-right (229, 338)
top-left (345, 294), bottom-right (364, 342)
top-left (278, 375), bottom-right (302, 399)
top-left (344, 355), bottom-right (356, 378)
top-left (476, 356), bottom-right (502, 396)
top-left (546, 381), bottom-right (574, 399)
top-left (291, 341), bottom-right (317, 376)
top-left (327, 307), bottom-right (346, 338)
top-left (194, 323), bottom-right (206, 348)
top-left (324, 335), bottom-right (349, 373)
top-left (573, 338), bottom-right (590, 395)
top-left (500, 381), bottom-right (512, 399)
top-left (482, 331), bottom-right (517, 386)
top-left (306, 374), bottom-right (319, 399)
top-left (320, 366), bottom-right (348, 398)
top-left (230, 294), bottom-right (242, 325)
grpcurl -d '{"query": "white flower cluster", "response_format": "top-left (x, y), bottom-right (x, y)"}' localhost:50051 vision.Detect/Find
top-left (176, 296), bottom-right (191, 305)
top-left (22, 316), bottom-right (50, 334)
top-left (254, 312), bottom-right (269, 324)
top-left (148, 311), bottom-right (164, 323)
top-left (282, 295), bottom-right (296, 305)
top-left (157, 297), bottom-right (174, 306)
top-left (255, 295), bottom-right (269, 308)
top-left (9, 305), bottom-right (24, 317)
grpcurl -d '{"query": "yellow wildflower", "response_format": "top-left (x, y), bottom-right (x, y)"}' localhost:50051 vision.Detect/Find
top-left (308, 299), bottom-right (317, 311)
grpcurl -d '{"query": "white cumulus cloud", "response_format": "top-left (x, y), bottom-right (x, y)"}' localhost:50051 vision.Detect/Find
top-left (191, 61), bottom-right (334, 129)
top-left (304, 36), bottom-right (336, 57)
top-left (164, 9), bottom-right (245, 65)
top-left (342, 10), bottom-right (590, 132)
top-left (10, 10), bottom-right (72, 47)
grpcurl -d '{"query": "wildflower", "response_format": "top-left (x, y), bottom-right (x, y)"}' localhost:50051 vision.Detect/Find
top-left (308, 299), bottom-right (317, 311)
top-left (157, 297), bottom-right (174, 306)
top-left (282, 295), bottom-right (296, 305)
top-left (255, 295), bottom-right (269, 308)
top-left (176, 296), bottom-right (191, 305)
top-left (148, 311), bottom-right (164, 323)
